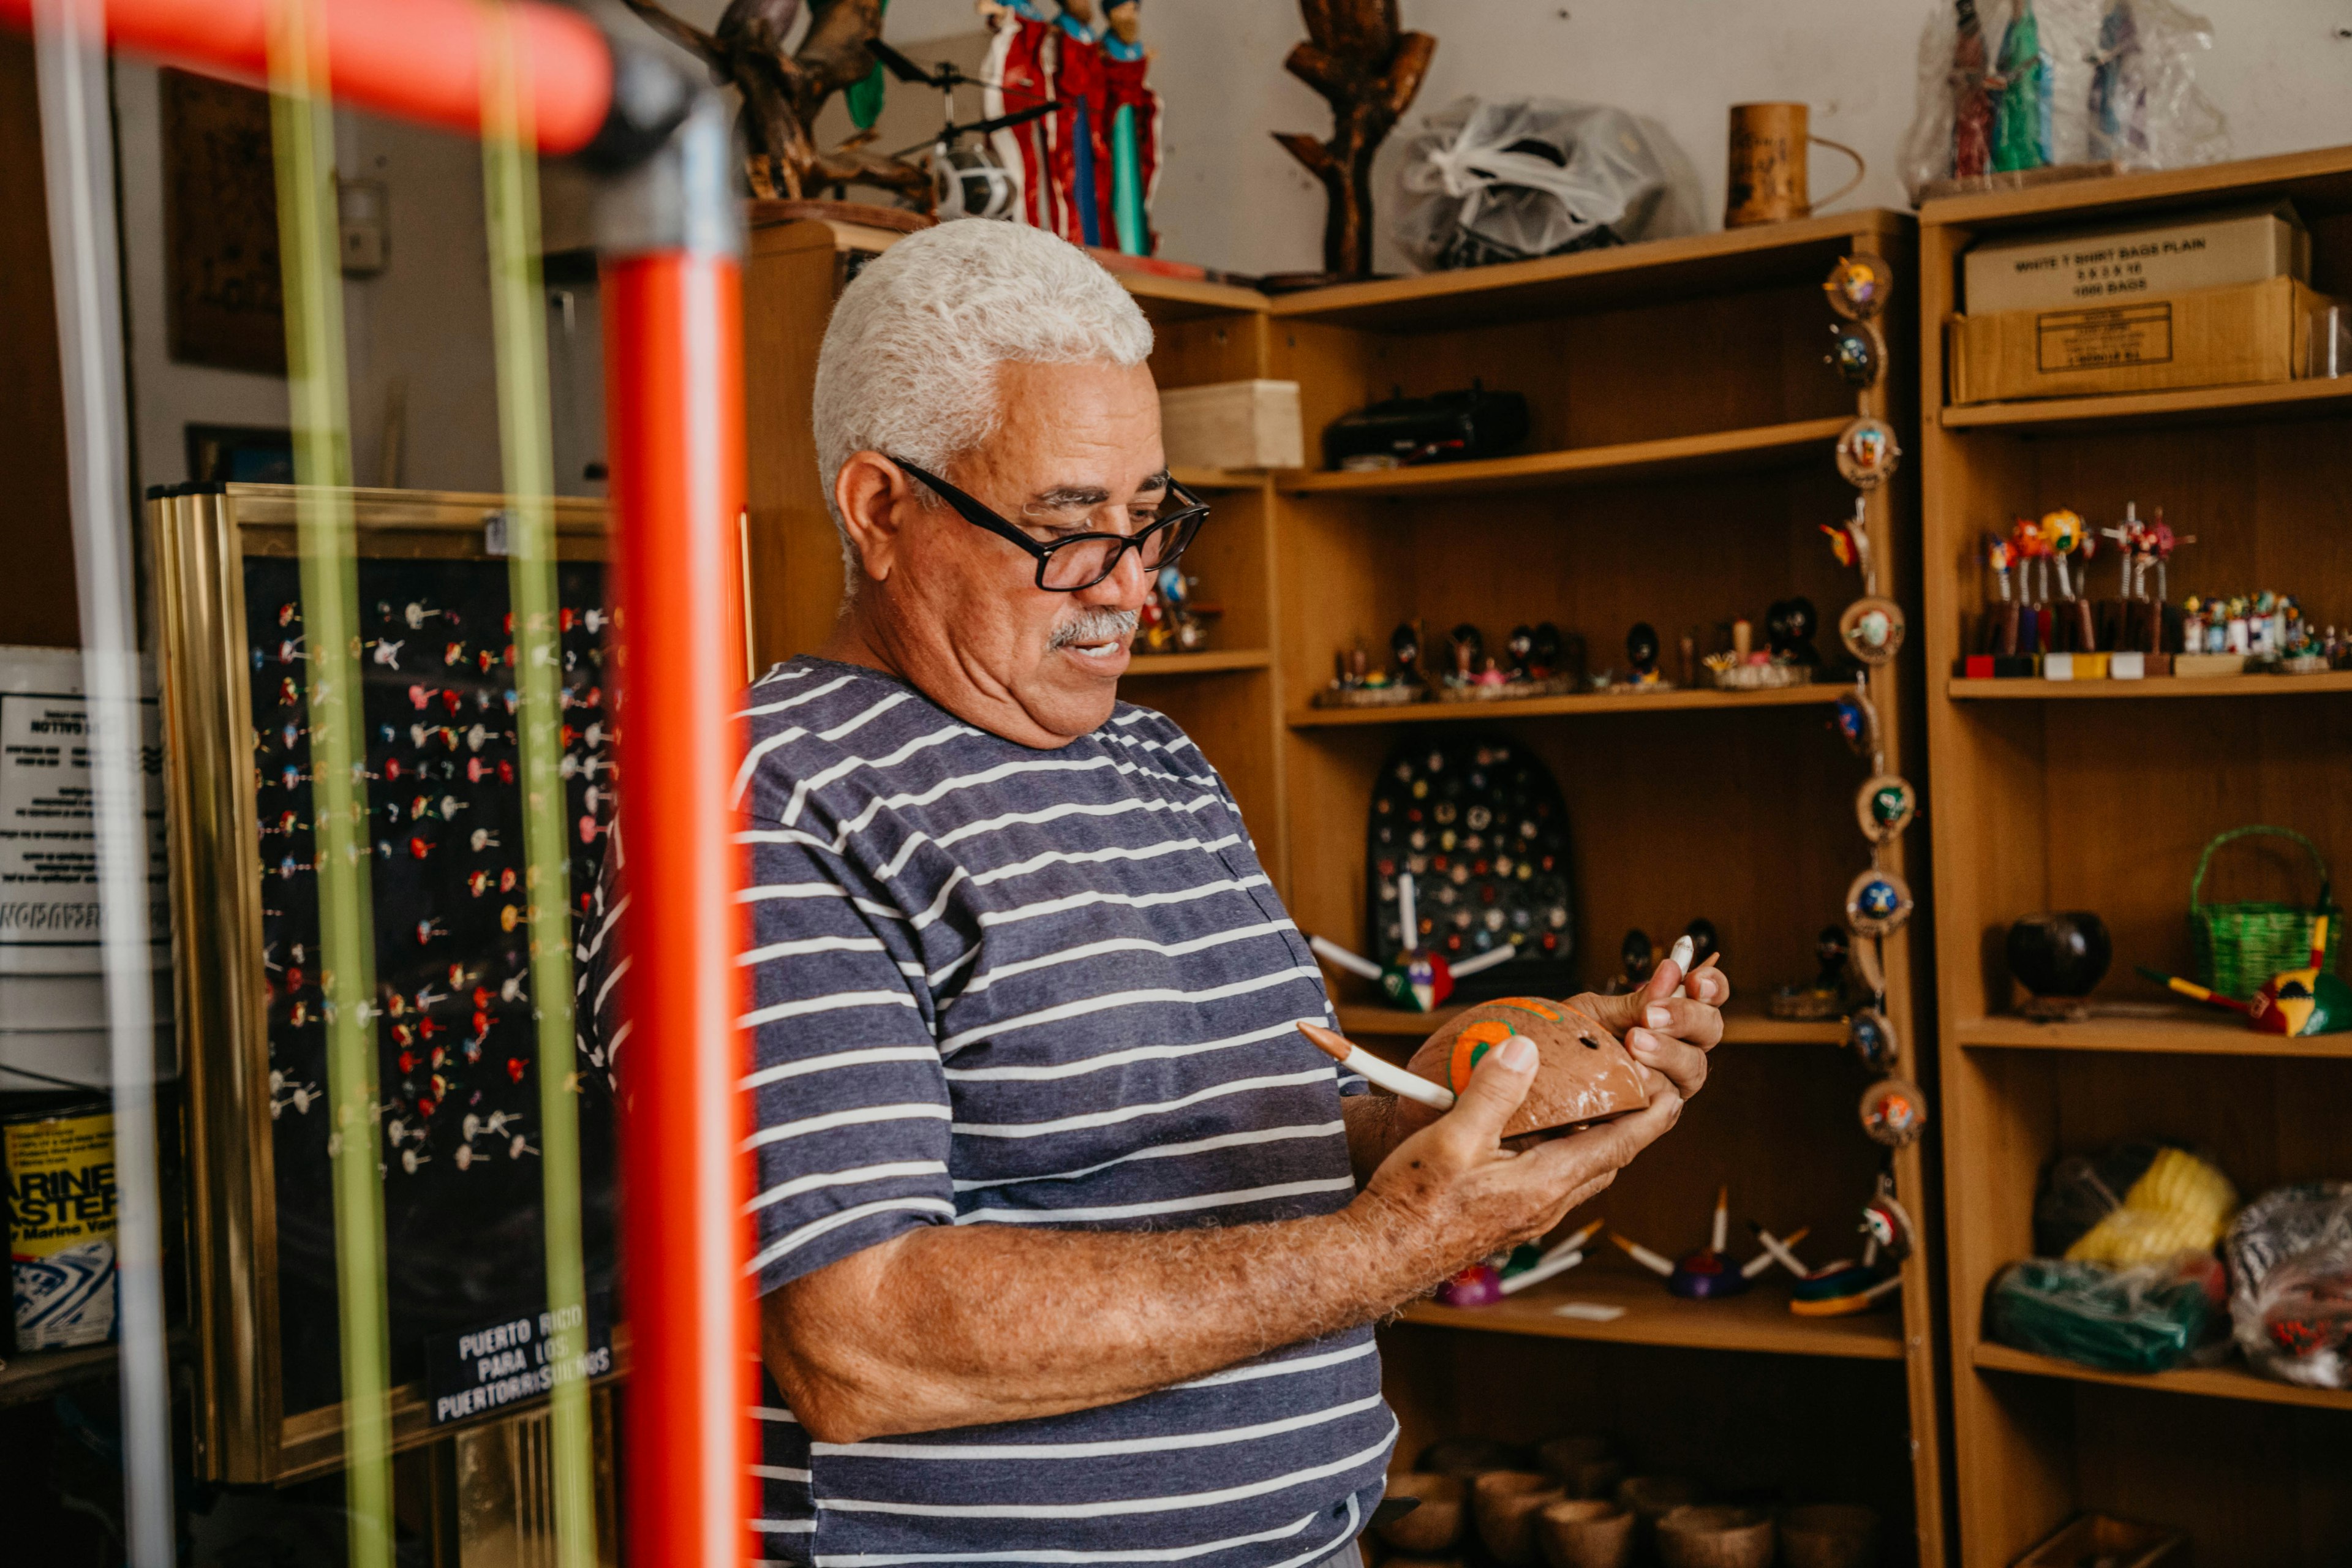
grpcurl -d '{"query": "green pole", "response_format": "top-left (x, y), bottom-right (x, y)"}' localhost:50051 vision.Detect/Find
top-left (265, 2), bottom-right (391, 1561)
top-left (1111, 102), bottom-right (1147, 256)
top-left (481, 13), bottom-right (597, 1568)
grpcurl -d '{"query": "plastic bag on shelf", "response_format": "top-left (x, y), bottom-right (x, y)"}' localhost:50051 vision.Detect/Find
top-left (1988, 1254), bottom-right (2220, 1372)
top-left (2227, 1181), bottom-right (2352, 1390)
top-left (1896, 0), bottom-right (2229, 205)
top-left (2034, 1142), bottom-right (2238, 1266)
top-left (1392, 98), bottom-right (1691, 273)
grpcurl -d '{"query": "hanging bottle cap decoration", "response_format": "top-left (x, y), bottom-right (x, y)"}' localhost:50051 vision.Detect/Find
top-left (1837, 597), bottom-right (1907, 666)
top-left (1854, 774), bottom-right (1917, 842)
top-left (1859, 1077), bottom-right (1929, 1147)
top-left (1861, 1185), bottom-right (1920, 1259)
top-left (1824, 252), bottom-right (1894, 321)
top-left (1833, 688), bottom-right (1877, 757)
top-left (1825, 320), bottom-right (1883, 387)
top-left (1846, 1006), bottom-right (1900, 1071)
top-left (1834, 418), bottom-right (1902, 488)
top-left (1845, 866), bottom-right (1914, 937)
top-left (1852, 931), bottom-right (1887, 998)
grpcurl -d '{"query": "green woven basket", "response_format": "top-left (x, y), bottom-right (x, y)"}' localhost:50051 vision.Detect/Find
top-left (2189, 826), bottom-right (2342, 1000)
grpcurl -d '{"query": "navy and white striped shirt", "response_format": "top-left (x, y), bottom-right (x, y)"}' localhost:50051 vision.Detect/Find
top-left (596, 655), bottom-right (1392, 1566)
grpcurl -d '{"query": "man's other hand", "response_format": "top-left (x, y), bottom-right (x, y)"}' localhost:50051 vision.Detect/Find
top-left (1348, 1033), bottom-right (1686, 1284)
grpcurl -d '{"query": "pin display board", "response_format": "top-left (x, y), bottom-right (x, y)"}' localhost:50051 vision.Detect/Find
top-left (154, 484), bottom-right (617, 1482)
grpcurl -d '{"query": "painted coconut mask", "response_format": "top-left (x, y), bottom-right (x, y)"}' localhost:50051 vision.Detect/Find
top-left (1406, 996), bottom-right (1650, 1139)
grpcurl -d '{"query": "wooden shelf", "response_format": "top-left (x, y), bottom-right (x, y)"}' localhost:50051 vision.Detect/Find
top-left (1290, 681), bottom-right (1842, 729)
top-left (1917, 144), bottom-right (2352, 231)
top-left (1124, 649), bottom-right (1271, 676)
top-left (1941, 376), bottom-right (2352, 434)
top-left (1948, 671), bottom-right (2352, 701)
top-left (1955, 1007), bottom-right (2352, 1058)
top-left (1972, 1342), bottom-right (2352, 1413)
top-left (1335, 1001), bottom-right (1847, 1046)
top-left (1279, 417), bottom-right (1848, 499)
top-left (1116, 271), bottom-right (1271, 322)
top-left (1395, 1259), bottom-right (1906, 1361)
top-left (0, 1341), bottom-right (122, 1409)
top-left (1269, 210), bottom-right (1910, 332)
top-left (1170, 466), bottom-right (1268, 492)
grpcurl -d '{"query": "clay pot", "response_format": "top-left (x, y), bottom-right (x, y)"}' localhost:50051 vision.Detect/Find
top-left (1534, 1434), bottom-right (1622, 1500)
top-left (1613, 1476), bottom-right (1702, 1556)
top-left (1537, 1498), bottom-right (1635, 1568)
top-left (1655, 1506), bottom-right (1774, 1568)
top-left (1376, 1473), bottom-right (1466, 1555)
top-left (1408, 998), bottom-right (1650, 1139)
top-left (1472, 1470), bottom-right (1567, 1566)
top-left (1779, 1503), bottom-right (1880, 1568)
top-left (1417, 1435), bottom-right (1531, 1479)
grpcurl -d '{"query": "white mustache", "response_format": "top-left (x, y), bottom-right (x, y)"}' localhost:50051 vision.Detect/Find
top-left (1049, 608), bottom-right (1139, 650)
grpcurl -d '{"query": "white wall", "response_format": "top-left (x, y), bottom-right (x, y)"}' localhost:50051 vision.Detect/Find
top-left (112, 0), bottom-right (2352, 496)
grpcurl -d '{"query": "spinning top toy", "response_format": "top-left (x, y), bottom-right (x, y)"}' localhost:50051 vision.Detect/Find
top-left (1309, 872), bottom-right (1515, 1014)
top-left (2139, 915), bottom-right (2352, 1036)
top-left (1825, 320), bottom-right (1883, 386)
top-left (1666, 1187), bottom-right (1751, 1298)
top-left (1435, 1264), bottom-right (1504, 1307)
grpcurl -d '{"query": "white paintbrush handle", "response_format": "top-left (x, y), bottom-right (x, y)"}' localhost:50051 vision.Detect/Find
top-left (1310, 934), bottom-right (1382, 981)
top-left (1499, 1249), bottom-right (1585, 1295)
top-left (1342, 1045), bottom-right (1456, 1111)
top-left (1449, 943), bottom-right (1517, 978)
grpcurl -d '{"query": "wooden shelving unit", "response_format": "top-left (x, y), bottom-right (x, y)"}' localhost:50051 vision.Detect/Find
top-left (740, 208), bottom-right (1947, 1566)
top-left (1918, 147), bottom-right (2352, 1567)
top-left (1272, 210), bottom-right (1945, 1566)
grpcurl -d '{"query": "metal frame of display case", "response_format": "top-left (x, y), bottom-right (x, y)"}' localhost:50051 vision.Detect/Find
top-left (150, 483), bottom-right (612, 1482)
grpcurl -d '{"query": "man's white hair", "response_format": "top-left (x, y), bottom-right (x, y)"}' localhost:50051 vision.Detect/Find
top-left (812, 221), bottom-right (1155, 571)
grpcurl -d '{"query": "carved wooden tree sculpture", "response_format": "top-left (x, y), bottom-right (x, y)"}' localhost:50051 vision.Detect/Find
top-left (620, 0), bottom-right (933, 205)
top-left (1272, 0), bottom-right (1436, 279)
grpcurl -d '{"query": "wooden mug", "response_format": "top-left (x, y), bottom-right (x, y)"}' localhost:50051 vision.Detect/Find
top-left (1725, 102), bottom-right (1864, 227)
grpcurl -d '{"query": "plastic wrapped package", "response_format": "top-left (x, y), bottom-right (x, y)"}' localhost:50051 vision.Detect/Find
top-left (2227, 1182), bottom-right (2352, 1390)
top-left (1988, 1255), bottom-right (2221, 1372)
top-left (1898, 0), bottom-right (2229, 204)
top-left (2034, 1142), bottom-right (2238, 1266)
top-left (1392, 99), bottom-right (1692, 273)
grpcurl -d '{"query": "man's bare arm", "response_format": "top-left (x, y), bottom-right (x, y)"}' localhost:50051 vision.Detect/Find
top-left (766, 1039), bottom-right (1681, 1442)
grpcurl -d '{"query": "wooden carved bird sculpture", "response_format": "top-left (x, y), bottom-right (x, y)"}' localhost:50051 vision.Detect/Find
top-left (619, 0), bottom-right (935, 205)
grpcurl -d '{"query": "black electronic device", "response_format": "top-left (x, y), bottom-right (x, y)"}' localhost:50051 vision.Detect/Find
top-left (1321, 382), bottom-right (1531, 470)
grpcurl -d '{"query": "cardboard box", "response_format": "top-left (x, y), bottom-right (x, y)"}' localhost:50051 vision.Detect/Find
top-left (1158, 379), bottom-right (1303, 472)
top-left (1965, 200), bottom-right (2307, 314)
top-left (1947, 276), bottom-right (2334, 405)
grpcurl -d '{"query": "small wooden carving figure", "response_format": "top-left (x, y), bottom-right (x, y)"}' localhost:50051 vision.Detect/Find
top-left (1272, 0), bottom-right (1438, 279)
top-left (620, 0), bottom-right (932, 203)
top-left (979, 0), bottom-right (1060, 227)
top-left (1046, 0), bottom-right (1110, 245)
top-left (1100, 1), bottom-right (1161, 254)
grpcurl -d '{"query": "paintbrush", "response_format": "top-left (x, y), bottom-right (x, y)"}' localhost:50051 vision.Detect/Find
top-left (1295, 1019), bottom-right (1457, 1111)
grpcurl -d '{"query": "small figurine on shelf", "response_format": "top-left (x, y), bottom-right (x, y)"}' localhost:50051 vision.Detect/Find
top-left (1507, 624), bottom-right (1536, 680)
top-left (1770, 924), bottom-right (1853, 1020)
top-left (1766, 597), bottom-right (1822, 666)
top-left (1139, 564), bottom-right (1221, 654)
top-left (1624, 622), bottom-right (1665, 688)
top-left (2042, 510), bottom-right (2098, 652)
top-left (1604, 927), bottom-right (1654, 996)
top-left (1446, 624), bottom-right (1483, 692)
top-left (2139, 915), bottom-right (2352, 1037)
top-left (1312, 620), bottom-right (1427, 707)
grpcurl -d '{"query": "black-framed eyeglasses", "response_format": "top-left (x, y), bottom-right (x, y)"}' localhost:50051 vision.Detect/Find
top-left (888, 456), bottom-right (1210, 593)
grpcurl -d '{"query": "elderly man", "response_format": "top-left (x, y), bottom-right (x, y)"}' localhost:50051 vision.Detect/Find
top-left (603, 219), bottom-right (1725, 1566)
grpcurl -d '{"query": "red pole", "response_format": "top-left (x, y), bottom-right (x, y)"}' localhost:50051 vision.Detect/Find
top-left (0, 0), bottom-right (611, 151)
top-left (604, 107), bottom-right (754, 1568)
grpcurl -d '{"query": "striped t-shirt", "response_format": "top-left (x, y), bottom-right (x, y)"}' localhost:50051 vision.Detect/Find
top-left (630, 655), bottom-right (1393, 1566)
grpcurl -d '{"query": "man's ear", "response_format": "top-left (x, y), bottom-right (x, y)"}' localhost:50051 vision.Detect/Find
top-left (835, 452), bottom-right (912, 584)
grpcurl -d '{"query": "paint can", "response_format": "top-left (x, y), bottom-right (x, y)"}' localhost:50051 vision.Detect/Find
top-left (3, 1095), bottom-right (118, 1351)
